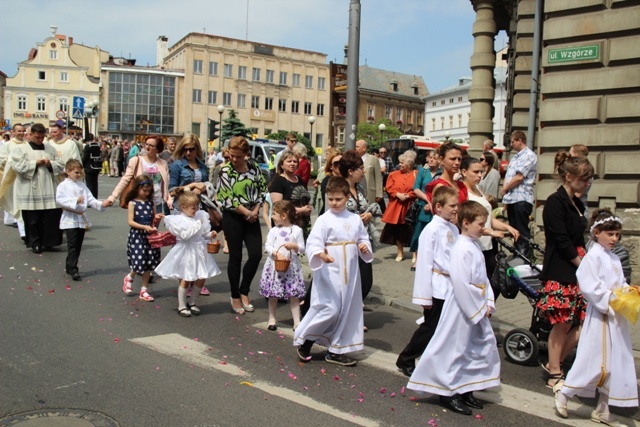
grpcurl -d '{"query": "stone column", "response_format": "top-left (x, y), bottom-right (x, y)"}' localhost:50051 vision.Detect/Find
top-left (468, 0), bottom-right (497, 152)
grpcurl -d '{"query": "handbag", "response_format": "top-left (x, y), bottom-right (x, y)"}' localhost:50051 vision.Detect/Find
top-left (404, 201), bottom-right (421, 225)
top-left (119, 157), bottom-right (141, 209)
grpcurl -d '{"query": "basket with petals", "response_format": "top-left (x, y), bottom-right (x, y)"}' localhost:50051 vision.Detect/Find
top-left (274, 244), bottom-right (292, 272)
top-left (208, 238), bottom-right (221, 254)
top-left (147, 216), bottom-right (176, 248)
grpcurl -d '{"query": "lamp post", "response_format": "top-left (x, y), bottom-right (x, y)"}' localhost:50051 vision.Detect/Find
top-left (84, 99), bottom-right (99, 139)
top-left (308, 116), bottom-right (316, 147)
top-left (444, 130), bottom-right (450, 142)
top-left (217, 104), bottom-right (225, 151)
top-left (378, 123), bottom-right (386, 144)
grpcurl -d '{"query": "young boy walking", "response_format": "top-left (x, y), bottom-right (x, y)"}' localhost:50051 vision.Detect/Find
top-left (396, 186), bottom-right (459, 376)
top-left (408, 200), bottom-right (500, 415)
top-left (56, 159), bottom-right (107, 280)
top-left (294, 176), bottom-right (373, 366)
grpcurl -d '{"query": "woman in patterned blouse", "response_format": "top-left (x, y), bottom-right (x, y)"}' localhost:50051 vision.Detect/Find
top-left (216, 136), bottom-right (268, 315)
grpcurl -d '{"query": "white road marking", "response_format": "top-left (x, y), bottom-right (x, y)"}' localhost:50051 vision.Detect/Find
top-left (54, 380), bottom-right (86, 390)
top-left (255, 322), bottom-right (635, 427)
top-left (131, 333), bottom-right (379, 427)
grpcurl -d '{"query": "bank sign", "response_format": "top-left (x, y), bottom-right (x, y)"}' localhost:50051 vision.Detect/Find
top-left (548, 44), bottom-right (600, 64)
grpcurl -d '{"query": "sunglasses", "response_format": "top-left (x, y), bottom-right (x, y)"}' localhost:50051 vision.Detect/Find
top-left (332, 161), bottom-right (341, 166)
top-left (480, 158), bottom-right (486, 161)
top-left (184, 147), bottom-right (196, 153)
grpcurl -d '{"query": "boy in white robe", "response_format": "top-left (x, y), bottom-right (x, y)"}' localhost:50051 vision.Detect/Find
top-left (294, 177), bottom-right (373, 366)
top-left (56, 159), bottom-right (107, 281)
top-left (408, 200), bottom-right (500, 416)
top-left (396, 186), bottom-right (459, 376)
top-left (555, 209), bottom-right (638, 424)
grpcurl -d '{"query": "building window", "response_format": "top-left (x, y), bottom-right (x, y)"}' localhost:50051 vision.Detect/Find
top-left (449, 98), bottom-right (454, 104)
top-left (431, 118), bottom-right (436, 131)
top-left (251, 96), bottom-right (260, 109)
top-left (252, 67), bottom-right (261, 81)
top-left (279, 71), bottom-right (287, 85)
top-left (316, 104), bottom-right (324, 116)
top-left (209, 61), bottom-right (218, 76)
top-left (413, 86), bottom-right (419, 96)
top-left (192, 89), bottom-right (202, 103)
top-left (304, 102), bottom-right (312, 115)
top-left (238, 66), bottom-right (247, 80)
top-left (458, 96), bottom-right (463, 102)
top-left (431, 101), bottom-right (436, 107)
top-left (191, 122), bottom-right (200, 136)
top-left (266, 69), bottom-right (274, 84)
top-left (237, 94), bottom-right (246, 108)
top-left (264, 97), bottom-right (273, 110)
top-left (440, 117), bottom-right (445, 129)
top-left (292, 73), bottom-right (301, 87)
top-left (318, 77), bottom-right (326, 90)
top-left (441, 100), bottom-right (445, 105)
top-left (457, 114), bottom-right (462, 127)
top-left (305, 76), bottom-right (313, 89)
top-left (278, 99), bottom-right (286, 112)
top-left (385, 106), bottom-right (391, 119)
top-left (208, 90), bottom-right (217, 105)
top-left (315, 133), bottom-right (323, 148)
top-left (50, 50), bottom-right (57, 60)
top-left (223, 92), bottom-right (232, 106)
top-left (407, 110), bottom-right (413, 124)
top-left (449, 115), bottom-right (453, 128)
top-left (292, 101), bottom-right (299, 114)
top-left (36, 96), bottom-right (46, 112)
top-left (391, 82), bottom-right (398, 92)
top-left (193, 60), bottom-right (203, 74)
top-left (38, 71), bottom-right (46, 81)
top-left (417, 112), bottom-right (423, 125)
top-left (60, 71), bottom-right (68, 82)
top-left (396, 107), bottom-right (403, 122)
top-left (367, 104), bottom-right (374, 118)
top-left (59, 98), bottom-right (68, 113)
top-left (224, 64), bottom-right (233, 78)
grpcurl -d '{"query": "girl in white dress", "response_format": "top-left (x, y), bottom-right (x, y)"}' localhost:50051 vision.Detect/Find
top-left (555, 209), bottom-right (638, 424)
top-left (259, 200), bottom-right (305, 331)
top-left (154, 188), bottom-right (221, 317)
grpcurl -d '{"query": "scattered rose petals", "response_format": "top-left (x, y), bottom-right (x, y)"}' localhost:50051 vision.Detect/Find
top-left (155, 366), bottom-right (160, 370)
top-left (379, 387), bottom-right (387, 393)
top-left (428, 419), bottom-right (438, 426)
top-left (333, 375), bottom-right (340, 381)
top-left (320, 368), bottom-right (327, 375)
top-left (288, 372), bottom-right (297, 380)
top-left (26, 286), bottom-right (33, 290)
top-left (48, 289), bottom-right (55, 294)
top-left (351, 384), bottom-right (356, 388)
top-left (474, 414), bottom-right (483, 419)
top-left (113, 338), bottom-right (120, 343)
top-left (409, 396), bottom-right (417, 401)
top-left (400, 386), bottom-right (405, 395)
top-left (390, 392), bottom-right (396, 397)
top-left (193, 338), bottom-right (199, 341)
top-left (218, 361), bottom-right (227, 365)
top-left (248, 352), bottom-right (254, 355)
top-left (65, 285), bottom-right (71, 290)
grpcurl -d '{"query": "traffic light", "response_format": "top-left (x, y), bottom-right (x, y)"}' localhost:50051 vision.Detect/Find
top-left (208, 119), bottom-right (220, 141)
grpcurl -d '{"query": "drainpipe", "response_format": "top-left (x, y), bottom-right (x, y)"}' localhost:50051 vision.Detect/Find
top-left (526, 0), bottom-right (543, 149)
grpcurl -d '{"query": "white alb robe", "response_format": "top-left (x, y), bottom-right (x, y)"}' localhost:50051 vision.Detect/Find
top-left (154, 210), bottom-right (221, 281)
top-left (0, 139), bottom-right (27, 217)
top-left (56, 178), bottom-right (104, 229)
top-left (293, 208), bottom-right (373, 354)
top-left (408, 235), bottom-right (500, 396)
top-left (561, 243), bottom-right (638, 407)
top-left (412, 214), bottom-right (459, 306)
top-left (49, 137), bottom-right (82, 165)
top-left (11, 142), bottom-right (64, 211)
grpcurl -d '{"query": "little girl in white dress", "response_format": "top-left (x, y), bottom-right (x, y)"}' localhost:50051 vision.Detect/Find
top-left (155, 188), bottom-right (221, 317)
top-left (259, 200), bottom-right (305, 331)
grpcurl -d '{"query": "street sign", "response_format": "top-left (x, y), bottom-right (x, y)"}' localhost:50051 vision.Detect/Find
top-left (548, 44), bottom-right (600, 64)
top-left (72, 96), bottom-right (85, 119)
top-left (55, 110), bottom-right (66, 119)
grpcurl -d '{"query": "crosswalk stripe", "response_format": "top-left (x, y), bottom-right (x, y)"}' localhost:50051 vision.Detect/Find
top-left (131, 333), bottom-right (380, 427)
top-left (253, 322), bottom-right (632, 427)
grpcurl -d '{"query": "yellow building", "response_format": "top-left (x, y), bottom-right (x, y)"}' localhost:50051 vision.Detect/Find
top-left (161, 33), bottom-right (331, 149)
top-left (3, 27), bottom-right (105, 133)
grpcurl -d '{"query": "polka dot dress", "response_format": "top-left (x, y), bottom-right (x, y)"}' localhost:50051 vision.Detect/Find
top-left (127, 200), bottom-right (160, 274)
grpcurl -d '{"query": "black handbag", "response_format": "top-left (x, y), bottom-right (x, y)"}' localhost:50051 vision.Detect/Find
top-left (404, 201), bottom-right (421, 225)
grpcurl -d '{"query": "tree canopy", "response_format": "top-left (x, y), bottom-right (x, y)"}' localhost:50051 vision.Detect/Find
top-left (355, 118), bottom-right (402, 151)
top-left (221, 109), bottom-right (251, 140)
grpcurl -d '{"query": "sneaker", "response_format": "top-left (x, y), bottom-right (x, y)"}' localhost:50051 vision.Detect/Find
top-left (297, 346), bottom-right (312, 362)
top-left (325, 352), bottom-right (357, 367)
top-left (122, 274), bottom-right (133, 294)
top-left (139, 289), bottom-right (155, 302)
top-left (199, 286), bottom-right (210, 296)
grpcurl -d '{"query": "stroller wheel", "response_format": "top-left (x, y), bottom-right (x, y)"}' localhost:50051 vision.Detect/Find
top-left (503, 328), bottom-right (539, 365)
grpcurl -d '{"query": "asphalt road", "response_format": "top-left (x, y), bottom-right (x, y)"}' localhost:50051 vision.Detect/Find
top-left (0, 176), bottom-right (636, 427)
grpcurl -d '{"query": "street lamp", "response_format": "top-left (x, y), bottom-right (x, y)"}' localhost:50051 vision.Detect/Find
top-left (308, 116), bottom-right (316, 147)
top-left (444, 131), bottom-right (450, 142)
top-left (84, 99), bottom-right (99, 139)
top-left (378, 123), bottom-right (386, 144)
top-left (217, 105), bottom-right (225, 151)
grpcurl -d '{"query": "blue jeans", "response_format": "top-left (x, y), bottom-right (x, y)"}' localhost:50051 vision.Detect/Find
top-left (507, 201), bottom-right (533, 254)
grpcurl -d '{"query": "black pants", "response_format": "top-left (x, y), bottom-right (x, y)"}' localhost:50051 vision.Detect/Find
top-left (23, 209), bottom-right (63, 248)
top-left (85, 172), bottom-right (99, 198)
top-left (396, 297), bottom-right (445, 368)
top-left (222, 212), bottom-right (263, 298)
top-left (66, 228), bottom-right (86, 274)
top-left (483, 245), bottom-right (499, 301)
top-left (506, 201), bottom-right (532, 255)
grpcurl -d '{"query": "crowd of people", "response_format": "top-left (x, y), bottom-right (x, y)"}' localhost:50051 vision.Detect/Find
top-left (0, 124), bottom-right (637, 422)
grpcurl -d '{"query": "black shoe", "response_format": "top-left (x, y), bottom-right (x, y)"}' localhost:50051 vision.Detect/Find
top-left (31, 245), bottom-right (43, 254)
top-left (297, 346), bottom-right (312, 362)
top-left (267, 324), bottom-right (277, 331)
top-left (439, 395), bottom-right (472, 415)
top-left (395, 362), bottom-right (415, 377)
top-left (325, 352), bottom-right (357, 367)
top-left (71, 272), bottom-right (82, 281)
top-left (461, 391), bottom-right (483, 409)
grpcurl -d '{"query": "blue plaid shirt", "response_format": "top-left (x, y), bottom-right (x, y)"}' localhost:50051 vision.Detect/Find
top-left (502, 146), bottom-right (537, 205)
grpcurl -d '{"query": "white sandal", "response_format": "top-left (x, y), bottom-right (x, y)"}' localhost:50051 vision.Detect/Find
top-left (553, 380), bottom-right (567, 418)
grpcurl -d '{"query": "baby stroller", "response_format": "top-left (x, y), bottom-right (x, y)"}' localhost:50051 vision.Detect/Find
top-left (491, 238), bottom-right (551, 366)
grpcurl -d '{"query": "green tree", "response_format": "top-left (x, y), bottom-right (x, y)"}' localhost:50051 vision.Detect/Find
top-left (356, 118), bottom-right (402, 151)
top-left (221, 109), bottom-right (251, 140)
top-left (267, 130), bottom-right (315, 159)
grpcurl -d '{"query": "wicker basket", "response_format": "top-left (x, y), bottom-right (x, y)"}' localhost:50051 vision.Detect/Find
top-left (208, 238), bottom-right (221, 254)
top-left (274, 244), bottom-right (292, 272)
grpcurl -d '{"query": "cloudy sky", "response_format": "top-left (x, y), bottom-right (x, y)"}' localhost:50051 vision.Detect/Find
top-left (1, 0), bottom-right (507, 93)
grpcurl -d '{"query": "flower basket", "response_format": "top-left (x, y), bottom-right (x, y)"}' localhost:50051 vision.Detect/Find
top-left (274, 244), bottom-right (292, 272)
top-left (148, 231), bottom-right (176, 249)
top-left (208, 238), bottom-right (221, 254)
